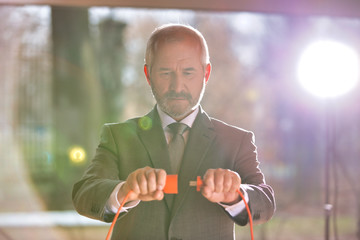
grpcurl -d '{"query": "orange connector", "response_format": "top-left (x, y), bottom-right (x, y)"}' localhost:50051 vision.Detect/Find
top-left (163, 175), bottom-right (178, 194)
top-left (163, 175), bottom-right (203, 193)
top-left (189, 176), bottom-right (203, 191)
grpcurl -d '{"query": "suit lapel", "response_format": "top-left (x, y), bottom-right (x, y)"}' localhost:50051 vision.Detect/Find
top-left (170, 108), bottom-right (216, 219)
top-left (137, 107), bottom-right (171, 172)
top-left (137, 107), bottom-right (174, 210)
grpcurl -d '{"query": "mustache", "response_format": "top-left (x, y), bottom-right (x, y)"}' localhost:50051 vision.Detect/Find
top-left (164, 91), bottom-right (192, 100)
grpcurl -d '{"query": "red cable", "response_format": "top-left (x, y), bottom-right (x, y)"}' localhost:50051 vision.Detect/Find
top-left (105, 176), bottom-right (254, 240)
top-left (105, 190), bottom-right (132, 240)
top-left (236, 188), bottom-right (254, 240)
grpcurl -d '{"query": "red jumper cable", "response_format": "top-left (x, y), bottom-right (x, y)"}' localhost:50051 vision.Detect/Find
top-left (106, 175), bottom-right (254, 240)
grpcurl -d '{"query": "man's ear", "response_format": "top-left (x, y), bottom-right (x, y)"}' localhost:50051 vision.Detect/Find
top-left (205, 63), bottom-right (211, 84)
top-left (144, 64), bottom-right (151, 86)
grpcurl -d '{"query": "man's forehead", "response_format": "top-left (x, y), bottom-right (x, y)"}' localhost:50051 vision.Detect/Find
top-left (155, 34), bottom-right (199, 49)
top-left (153, 50), bottom-right (202, 66)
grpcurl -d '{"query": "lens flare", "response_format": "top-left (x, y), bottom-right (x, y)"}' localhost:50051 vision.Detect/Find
top-left (138, 116), bottom-right (152, 131)
top-left (297, 40), bottom-right (359, 99)
top-left (69, 146), bottom-right (86, 164)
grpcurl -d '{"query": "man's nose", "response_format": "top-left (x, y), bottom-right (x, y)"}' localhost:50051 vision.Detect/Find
top-left (170, 73), bottom-right (183, 92)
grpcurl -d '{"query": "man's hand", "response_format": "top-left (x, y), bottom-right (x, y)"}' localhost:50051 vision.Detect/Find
top-left (201, 168), bottom-right (242, 205)
top-left (118, 167), bottom-right (167, 204)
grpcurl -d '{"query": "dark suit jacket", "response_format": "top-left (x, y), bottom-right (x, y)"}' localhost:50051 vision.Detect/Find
top-left (72, 106), bottom-right (275, 240)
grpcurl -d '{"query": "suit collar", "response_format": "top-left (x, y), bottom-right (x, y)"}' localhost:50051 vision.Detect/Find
top-left (157, 105), bottom-right (200, 129)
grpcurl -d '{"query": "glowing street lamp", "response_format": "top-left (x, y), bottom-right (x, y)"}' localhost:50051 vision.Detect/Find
top-left (298, 40), bottom-right (359, 99)
top-left (297, 40), bottom-right (359, 240)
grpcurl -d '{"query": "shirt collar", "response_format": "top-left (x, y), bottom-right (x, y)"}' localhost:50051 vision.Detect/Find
top-left (157, 105), bottom-right (199, 130)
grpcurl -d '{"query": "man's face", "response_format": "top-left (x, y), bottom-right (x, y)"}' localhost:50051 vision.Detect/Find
top-left (145, 37), bottom-right (211, 121)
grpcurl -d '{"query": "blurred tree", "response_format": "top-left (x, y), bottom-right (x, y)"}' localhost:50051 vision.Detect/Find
top-left (96, 18), bottom-right (126, 122)
top-left (49, 7), bottom-right (127, 210)
top-left (0, 6), bottom-right (48, 212)
top-left (51, 6), bottom-right (103, 210)
top-left (117, 16), bottom-right (158, 119)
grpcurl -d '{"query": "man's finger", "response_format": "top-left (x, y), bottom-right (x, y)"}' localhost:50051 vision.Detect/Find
top-left (156, 169), bottom-right (167, 191)
top-left (146, 169), bottom-right (157, 193)
top-left (137, 172), bottom-right (149, 195)
top-left (223, 172), bottom-right (232, 192)
top-left (214, 169), bottom-right (224, 193)
top-left (203, 169), bottom-right (215, 191)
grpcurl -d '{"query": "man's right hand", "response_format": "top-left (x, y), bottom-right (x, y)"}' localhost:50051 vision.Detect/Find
top-left (117, 167), bottom-right (167, 204)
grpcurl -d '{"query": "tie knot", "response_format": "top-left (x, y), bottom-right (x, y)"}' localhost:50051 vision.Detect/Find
top-left (168, 122), bottom-right (188, 136)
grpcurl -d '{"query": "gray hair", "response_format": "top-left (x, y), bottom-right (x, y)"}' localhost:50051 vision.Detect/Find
top-left (144, 23), bottom-right (210, 71)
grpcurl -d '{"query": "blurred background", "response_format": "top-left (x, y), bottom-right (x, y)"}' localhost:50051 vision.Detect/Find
top-left (0, 3), bottom-right (360, 240)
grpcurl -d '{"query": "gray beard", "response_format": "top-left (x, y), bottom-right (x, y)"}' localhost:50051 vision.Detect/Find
top-left (151, 86), bottom-right (205, 120)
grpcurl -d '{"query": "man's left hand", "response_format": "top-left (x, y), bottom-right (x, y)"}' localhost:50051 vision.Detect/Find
top-left (201, 168), bottom-right (242, 205)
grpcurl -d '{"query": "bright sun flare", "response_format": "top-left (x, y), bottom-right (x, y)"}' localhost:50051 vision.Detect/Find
top-left (297, 40), bottom-right (359, 98)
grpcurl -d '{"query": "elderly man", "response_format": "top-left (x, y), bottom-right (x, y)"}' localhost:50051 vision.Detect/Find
top-left (72, 23), bottom-right (275, 240)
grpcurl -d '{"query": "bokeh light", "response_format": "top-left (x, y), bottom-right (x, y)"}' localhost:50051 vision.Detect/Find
top-left (69, 146), bottom-right (86, 164)
top-left (138, 116), bottom-right (153, 131)
top-left (297, 40), bottom-right (359, 99)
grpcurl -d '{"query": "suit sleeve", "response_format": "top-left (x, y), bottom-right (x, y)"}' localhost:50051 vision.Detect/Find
top-left (72, 124), bottom-right (122, 223)
top-left (231, 131), bottom-right (276, 226)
